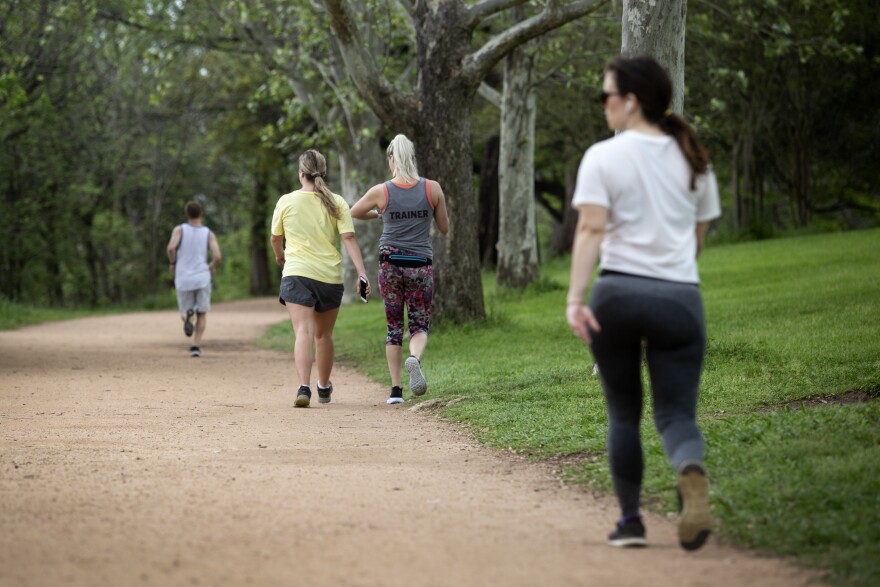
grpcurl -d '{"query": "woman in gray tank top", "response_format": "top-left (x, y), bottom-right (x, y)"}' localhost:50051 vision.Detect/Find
top-left (352, 134), bottom-right (449, 405)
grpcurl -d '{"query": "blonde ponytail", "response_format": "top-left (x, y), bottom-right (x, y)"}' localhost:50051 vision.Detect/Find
top-left (299, 150), bottom-right (340, 219)
top-left (387, 134), bottom-right (420, 184)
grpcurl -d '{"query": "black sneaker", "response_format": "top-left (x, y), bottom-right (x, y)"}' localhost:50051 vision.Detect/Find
top-left (678, 463), bottom-right (711, 551)
top-left (184, 309), bottom-right (195, 337)
top-left (405, 355), bottom-right (427, 396)
top-left (386, 386), bottom-right (404, 405)
top-left (189, 346), bottom-right (201, 357)
top-left (295, 385), bottom-right (311, 408)
top-left (317, 381), bottom-right (333, 404)
top-left (607, 516), bottom-right (647, 548)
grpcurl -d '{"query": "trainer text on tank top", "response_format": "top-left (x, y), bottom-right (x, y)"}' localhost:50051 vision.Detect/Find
top-left (380, 178), bottom-right (435, 258)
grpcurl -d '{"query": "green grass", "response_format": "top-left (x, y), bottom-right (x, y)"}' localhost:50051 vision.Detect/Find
top-left (261, 228), bottom-right (880, 586)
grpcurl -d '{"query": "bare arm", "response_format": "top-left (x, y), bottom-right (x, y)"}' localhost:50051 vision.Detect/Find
top-left (565, 204), bottom-right (607, 345)
top-left (166, 226), bottom-right (182, 262)
top-left (350, 184), bottom-right (385, 220)
top-left (208, 232), bottom-right (222, 276)
top-left (270, 234), bottom-right (285, 266)
top-left (431, 181), bottom-right (449, 235)
top-left (340, 232), bottom-right (371, 296)
top-left (695, 221), bottom-right (710, 258)
top-left (166, 226), bottom-right (181, 276)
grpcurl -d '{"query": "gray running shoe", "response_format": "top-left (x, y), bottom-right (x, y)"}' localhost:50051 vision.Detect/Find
top-left (184, 309), bottom-right (195, 337)
top-left (386, 386), bottom-right (404, 405)
top-left (189, 346), bottom-right (201, 357)
top-left (405, 355), bottom-right (427, 396)
top-left (317, 382), bottom-right (333, 404)
top-left (295, 386), bottom-right (311, 408)
top-left (678, 463), bottom-right (712, 550)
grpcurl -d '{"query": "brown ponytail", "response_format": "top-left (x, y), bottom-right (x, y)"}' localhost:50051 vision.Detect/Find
top-left (660, 114), bottom-right (709, 190)
top-left (299, 149), bottom-right (341, 219)
top-left (607, 56), bottom-right (710, 190)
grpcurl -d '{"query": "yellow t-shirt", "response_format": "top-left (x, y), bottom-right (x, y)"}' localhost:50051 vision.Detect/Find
top-left (271, 190), bottom-right (355, 283)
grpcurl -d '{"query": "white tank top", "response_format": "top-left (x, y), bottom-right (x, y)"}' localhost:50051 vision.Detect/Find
top-left (174, 224), bottom-right (212, 291)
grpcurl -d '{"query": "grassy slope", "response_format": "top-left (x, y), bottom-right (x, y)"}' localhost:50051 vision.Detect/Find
top-left (262, 228), bottom-right (879, 586)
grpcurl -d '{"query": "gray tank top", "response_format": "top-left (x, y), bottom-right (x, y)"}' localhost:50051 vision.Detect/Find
top-left (379, 178), bottom-right (434, 258)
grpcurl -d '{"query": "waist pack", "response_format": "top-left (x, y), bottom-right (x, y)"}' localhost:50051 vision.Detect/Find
top-left (380, 253), bottom-right (432, 268)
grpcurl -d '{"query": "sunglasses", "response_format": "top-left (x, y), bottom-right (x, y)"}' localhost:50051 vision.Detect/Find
top-left (599, 91), bottom-right (621, 106)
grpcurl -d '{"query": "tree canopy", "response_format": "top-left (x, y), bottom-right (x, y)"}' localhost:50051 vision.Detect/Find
top-left (1, 0), bottom-right (877, 311)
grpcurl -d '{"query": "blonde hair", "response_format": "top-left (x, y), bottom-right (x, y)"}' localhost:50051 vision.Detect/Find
top-left (299, 149), bottom-right (340, 219)
top-left (386, 134), bottom-right (420, 184)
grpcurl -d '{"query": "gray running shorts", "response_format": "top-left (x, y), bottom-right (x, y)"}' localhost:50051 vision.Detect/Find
top-left (279, 276), bottom-right (344, 312)
top-left (176, 284), bottom-right (212, 315)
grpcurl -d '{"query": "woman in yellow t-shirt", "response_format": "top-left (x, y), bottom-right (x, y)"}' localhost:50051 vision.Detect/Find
top-left (270, 149), bottom-right (371, 408)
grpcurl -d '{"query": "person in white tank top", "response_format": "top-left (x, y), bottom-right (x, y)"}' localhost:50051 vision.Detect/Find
top-left (166, 201), bottom-right (222, 357)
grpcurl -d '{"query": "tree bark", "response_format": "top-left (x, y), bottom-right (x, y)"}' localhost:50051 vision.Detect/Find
top-left (621, 0), bottom-right (687, 114)
top-left (496, 43), bottom-right (539, 288)
top-left (477, 135), bottom-right (500, 267)
top-left (548, 167), bottom-right (579, 255)
top-left (336, 129), bottom-right (386, 304)
top-left (249, 157), bottom-right (273, 296)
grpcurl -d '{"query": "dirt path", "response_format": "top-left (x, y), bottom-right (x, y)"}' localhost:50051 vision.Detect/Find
top-left (0, 299), bottom-right (815, 587)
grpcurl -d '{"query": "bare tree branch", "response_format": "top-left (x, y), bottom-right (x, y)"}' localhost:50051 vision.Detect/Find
top-left (320, 0), bottom-right (418, 133)
top-left (466, 0), bottom-right (529, 29)
top-left (461, 0), bottom-right (607, 87)
top-left (478, 82), bottom-right (502, 108)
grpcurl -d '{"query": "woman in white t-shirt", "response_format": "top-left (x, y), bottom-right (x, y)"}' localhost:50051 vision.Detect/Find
top-left (566, 56), bottom-right (721, 551)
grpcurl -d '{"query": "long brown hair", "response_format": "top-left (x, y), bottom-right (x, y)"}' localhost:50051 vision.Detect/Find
top-left (299, 149), bottom-right (340, 219)
top-left (607, 56), bottom-right (710, 190)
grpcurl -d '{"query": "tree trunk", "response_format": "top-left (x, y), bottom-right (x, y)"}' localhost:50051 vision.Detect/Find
top-left (621, 0), bottom-right (687, 114)
top-left (549, 167), bottom-right (580, 256)
top-left (477, 135), bottom-right (500, 267)
top-left (336, 126), bottom-right (385, 304)
top-left (249, 158), bottom-right (272, 296)
top-left (496, 44), bottom-right (539, 289)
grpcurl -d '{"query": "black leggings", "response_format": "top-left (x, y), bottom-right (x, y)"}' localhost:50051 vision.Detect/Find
top-left (589, 272), bottom-right (707, 518)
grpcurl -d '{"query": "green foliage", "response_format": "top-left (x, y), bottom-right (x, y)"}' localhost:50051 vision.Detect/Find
top-left (269, 229), bottom-right (880, 585)
top-left (687, 0), bottom-right (880, 233)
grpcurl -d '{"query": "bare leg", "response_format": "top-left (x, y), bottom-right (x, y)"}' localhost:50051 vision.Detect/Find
top-left (408, 332), bottom-right (428, 360)
top-left (386, 344), bottom-right (403, 387)
top-left (194, 312), bottom-right (207, 346)
top-left (286, 303), bottom-right (316, 387)
top-left (313, 307), bottom-right (340, 387)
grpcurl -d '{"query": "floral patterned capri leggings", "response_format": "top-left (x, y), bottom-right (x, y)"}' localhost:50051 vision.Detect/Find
top-left (378, 246), bottom-right (433, 346)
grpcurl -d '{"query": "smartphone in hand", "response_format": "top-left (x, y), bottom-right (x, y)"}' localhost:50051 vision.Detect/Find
top-left (358, 276), bottom-right (369, 303)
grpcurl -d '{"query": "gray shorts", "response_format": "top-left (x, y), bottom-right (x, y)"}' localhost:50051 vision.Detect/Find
top-left (279, 276), bottom-right (344, 312)
top-left (177, 284), bottom-right (212, 315)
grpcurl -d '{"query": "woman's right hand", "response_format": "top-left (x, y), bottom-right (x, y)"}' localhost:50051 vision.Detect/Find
top-left (566, 302), bottom-right (601, 345)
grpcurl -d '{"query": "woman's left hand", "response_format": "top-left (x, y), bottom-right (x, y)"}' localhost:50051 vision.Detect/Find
top-left (566, 303), bottom-right (601, 345)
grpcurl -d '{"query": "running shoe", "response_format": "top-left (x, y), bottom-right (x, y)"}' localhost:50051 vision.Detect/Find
top-left (189, 346), bottom-right (201, 357)
top-left (607, 516), bottom-right (647, 548)
top-left (183, 309), bottom-right (195, 337)
top-left (678, 463), bottom-right (712, 551)
top-left (386, 386), bottom-right (404, 405)
top-left (405, 355), bottom-right (427, 396)
top-left (317, 381), bottom-right (333, 404)
top-left (295, 385), bottom-right (311, 408)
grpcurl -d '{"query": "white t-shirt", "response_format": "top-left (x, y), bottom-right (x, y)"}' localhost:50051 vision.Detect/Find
top-left (572, 130), bottom-right (721, 284)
